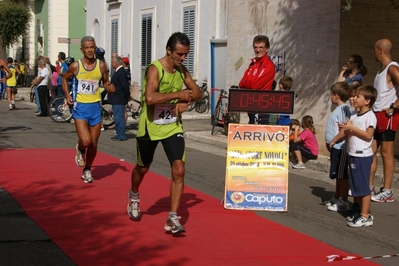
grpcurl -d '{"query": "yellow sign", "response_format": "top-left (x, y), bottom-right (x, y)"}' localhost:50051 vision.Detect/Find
top-left (224, 124), bottom-right (289, 211)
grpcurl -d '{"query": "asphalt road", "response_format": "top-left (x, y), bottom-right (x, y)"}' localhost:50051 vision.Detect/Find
top-left (1, 99), bottom-right (399, 266)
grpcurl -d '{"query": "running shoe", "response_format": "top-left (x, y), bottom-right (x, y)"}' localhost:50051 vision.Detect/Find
top-left (8, 105), bottom-right (12, 110)
top-left (371, 188), bottom-right (394, 203)
top-left (164, 215), bottom-right (186, 233)
top-left (347, 209), bottom-right (373, 222)
top-left (346, 205), bottom-right (361, 221)
top-left (12, 103), bottom-right (16, 109)
top-left (347, 213), bottom-right (373, 227)
top-left (292, 162), bottom-right (305, 169)
top-left (327, 199), bottom-right (349, 212)
top-left (81, 169), bottom-right (94, 183)
top-left (127, 190), bottom-right (141, 220)
top-left (324, 197), bottom-right (339, 208)
top-left (75, 143), bottom-right (85, 167)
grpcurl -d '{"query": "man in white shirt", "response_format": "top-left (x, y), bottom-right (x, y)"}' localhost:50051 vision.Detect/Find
top-left (30, 59), bottom-right (49, 117)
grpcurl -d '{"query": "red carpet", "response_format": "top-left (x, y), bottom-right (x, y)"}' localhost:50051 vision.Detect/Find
top-left (0, 149), bottom-right (376, 265)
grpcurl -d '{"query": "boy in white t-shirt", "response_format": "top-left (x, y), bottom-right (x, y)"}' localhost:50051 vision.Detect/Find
top-left (329, 85), bottom-right (377, 227)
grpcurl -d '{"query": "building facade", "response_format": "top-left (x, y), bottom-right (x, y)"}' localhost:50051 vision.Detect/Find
top-left (86, 0), bottom-right (226, 91)
top-left (86, 0), bottom-right (399, 155)
top-left (8, 0), bottom-right (86, 78)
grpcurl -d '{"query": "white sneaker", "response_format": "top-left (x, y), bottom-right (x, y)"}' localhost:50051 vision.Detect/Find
top-left (324, 197), bottom-right (339, 207)
top-left (292, 162), bottom-right (305, 169)
top-left (75, 143), bottom-right (85, 167)
top-left (371, 188), bottom-right (394, 203)
top-left (81, 169), bottom-right (94, 183)
top-left (347, 214), bottom-right (373, 227)
top-left (327, 199), bottom-right (349, 212)
top-left (127, 190), bottom-right (141, 219)
top-left (348, 189), bottom-right (352, 197)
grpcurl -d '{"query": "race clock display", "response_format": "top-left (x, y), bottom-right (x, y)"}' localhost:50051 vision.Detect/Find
top-left (228, 89), bottom-right (295, 114)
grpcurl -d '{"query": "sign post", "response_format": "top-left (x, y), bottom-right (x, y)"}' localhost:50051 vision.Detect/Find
top-left (58, 37), bottom-right (80, 56)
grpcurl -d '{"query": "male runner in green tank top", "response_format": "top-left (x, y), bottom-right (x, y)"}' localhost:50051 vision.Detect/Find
top-left (127, 32), bottom-right (202, 234)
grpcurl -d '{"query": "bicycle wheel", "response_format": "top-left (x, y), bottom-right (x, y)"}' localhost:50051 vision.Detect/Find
top-left (128, 99), bottom-right (141, 119)
top-left (211, 104), bottom-right (223, 135)
top-left (49, 96), bottom-right (73, 123)
top-left (187, 101), bottom-right (196, 112)
top-left (223, 112), bottom-right (240, 136)
top-left (228, 112), bottom-right (240, 124)
top-left (102, 103), bottom-right (115, 127)
top-left (195, 96), bottom-right (209, 114)
top-left (195, 90), bottom-right (210, 113)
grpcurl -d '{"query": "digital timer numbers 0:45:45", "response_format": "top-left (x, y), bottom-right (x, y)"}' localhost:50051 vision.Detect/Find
top-left (239, 93), bottom-right (291, 109)
top-left (228, 89), bottom-right (295, 114)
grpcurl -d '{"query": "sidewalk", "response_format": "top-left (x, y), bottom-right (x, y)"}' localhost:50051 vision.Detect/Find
top-left (14, 86), bottom-right (399, 190)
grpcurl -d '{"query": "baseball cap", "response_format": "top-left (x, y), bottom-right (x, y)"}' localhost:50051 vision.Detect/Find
top-left (122, 57), bottom-right (130, 65)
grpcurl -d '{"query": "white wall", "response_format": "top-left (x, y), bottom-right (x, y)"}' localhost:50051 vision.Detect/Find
top-left (85, 0), bottom-right (222, 88)
top-left (48, 0), bottom-right (69, 64)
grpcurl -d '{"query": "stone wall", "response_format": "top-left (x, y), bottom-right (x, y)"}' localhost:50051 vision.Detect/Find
top-left (228, 0), bottom-right (399, 156)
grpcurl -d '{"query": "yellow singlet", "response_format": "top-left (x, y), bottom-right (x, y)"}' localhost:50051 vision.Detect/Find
top-left (74, 59), bottom-right (102, 103)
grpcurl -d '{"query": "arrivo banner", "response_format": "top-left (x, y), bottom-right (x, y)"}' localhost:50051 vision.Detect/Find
top-left (224, 124), bottom-right (289, 211)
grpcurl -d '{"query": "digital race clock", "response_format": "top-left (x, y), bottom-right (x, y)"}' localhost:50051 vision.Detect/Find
top-left (228, 89), bottom-right (295, 114)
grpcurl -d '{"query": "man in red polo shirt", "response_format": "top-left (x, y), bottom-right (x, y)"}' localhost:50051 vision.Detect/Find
top-left (239, 35), bottom-right (276, 124)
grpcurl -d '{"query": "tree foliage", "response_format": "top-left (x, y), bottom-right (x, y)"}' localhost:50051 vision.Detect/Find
top-left (0, 0), bottom-right (32, 48)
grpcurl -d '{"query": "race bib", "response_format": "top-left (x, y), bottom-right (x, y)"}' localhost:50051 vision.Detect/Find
top-left (77, 79), bottom-right (98, 95)
top-left (153, 104), bottom-right (177, 125)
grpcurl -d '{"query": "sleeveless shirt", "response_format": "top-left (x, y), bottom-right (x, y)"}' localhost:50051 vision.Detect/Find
top-left (6, 65), bottom-right (17, 87)
top-left (73, 59), bottom-right (102, 103)
top-left (373, 61), bottom-right (399, 112)
top-left (137, 60), bottom-right (185, 140)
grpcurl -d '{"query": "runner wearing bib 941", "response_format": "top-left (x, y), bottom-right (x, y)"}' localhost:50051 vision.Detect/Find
top-left (62, 36), bottom-right (115, 184)
top-left (127, 32), bottom-right (202, 234)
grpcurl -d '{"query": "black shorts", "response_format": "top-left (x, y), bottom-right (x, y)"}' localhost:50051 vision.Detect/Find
top-left (374, 129), bottom-right (396, 142)
top-left (329, 147), bottom-right (349, 179)
top-left (136, 132), bottom-right (186, 167)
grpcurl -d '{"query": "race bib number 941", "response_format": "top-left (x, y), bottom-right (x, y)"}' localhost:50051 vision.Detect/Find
top-left (77, 79), bottom-right (98, 95)
top-left (153, 104), bottom-right (177, 125)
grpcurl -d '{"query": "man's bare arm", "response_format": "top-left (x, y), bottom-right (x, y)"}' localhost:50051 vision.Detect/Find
top-left (144, 65), bottom-right (193, 106)
top-left (181, 65), bottom-right (202, 102)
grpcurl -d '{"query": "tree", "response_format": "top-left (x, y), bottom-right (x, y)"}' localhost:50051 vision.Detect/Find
top-left (0, 0), bottom-right (32, 59)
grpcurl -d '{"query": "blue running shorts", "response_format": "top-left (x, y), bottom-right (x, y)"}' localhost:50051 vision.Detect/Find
top-left (73, 102), bottom-right (102, 126)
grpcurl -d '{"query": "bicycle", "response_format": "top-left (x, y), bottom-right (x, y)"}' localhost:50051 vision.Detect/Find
top-left (48, 92), bottom-right (115, 127)
top-left (126, 98), bottom-right (142, 119)
top-left (211, 87), bottom-right (240, 135)
top-left (187, 82), bottom-right (210, 113)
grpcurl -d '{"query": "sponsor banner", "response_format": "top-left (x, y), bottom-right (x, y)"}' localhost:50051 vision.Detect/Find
top-left (224, 124), bottom-right (289, 211)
